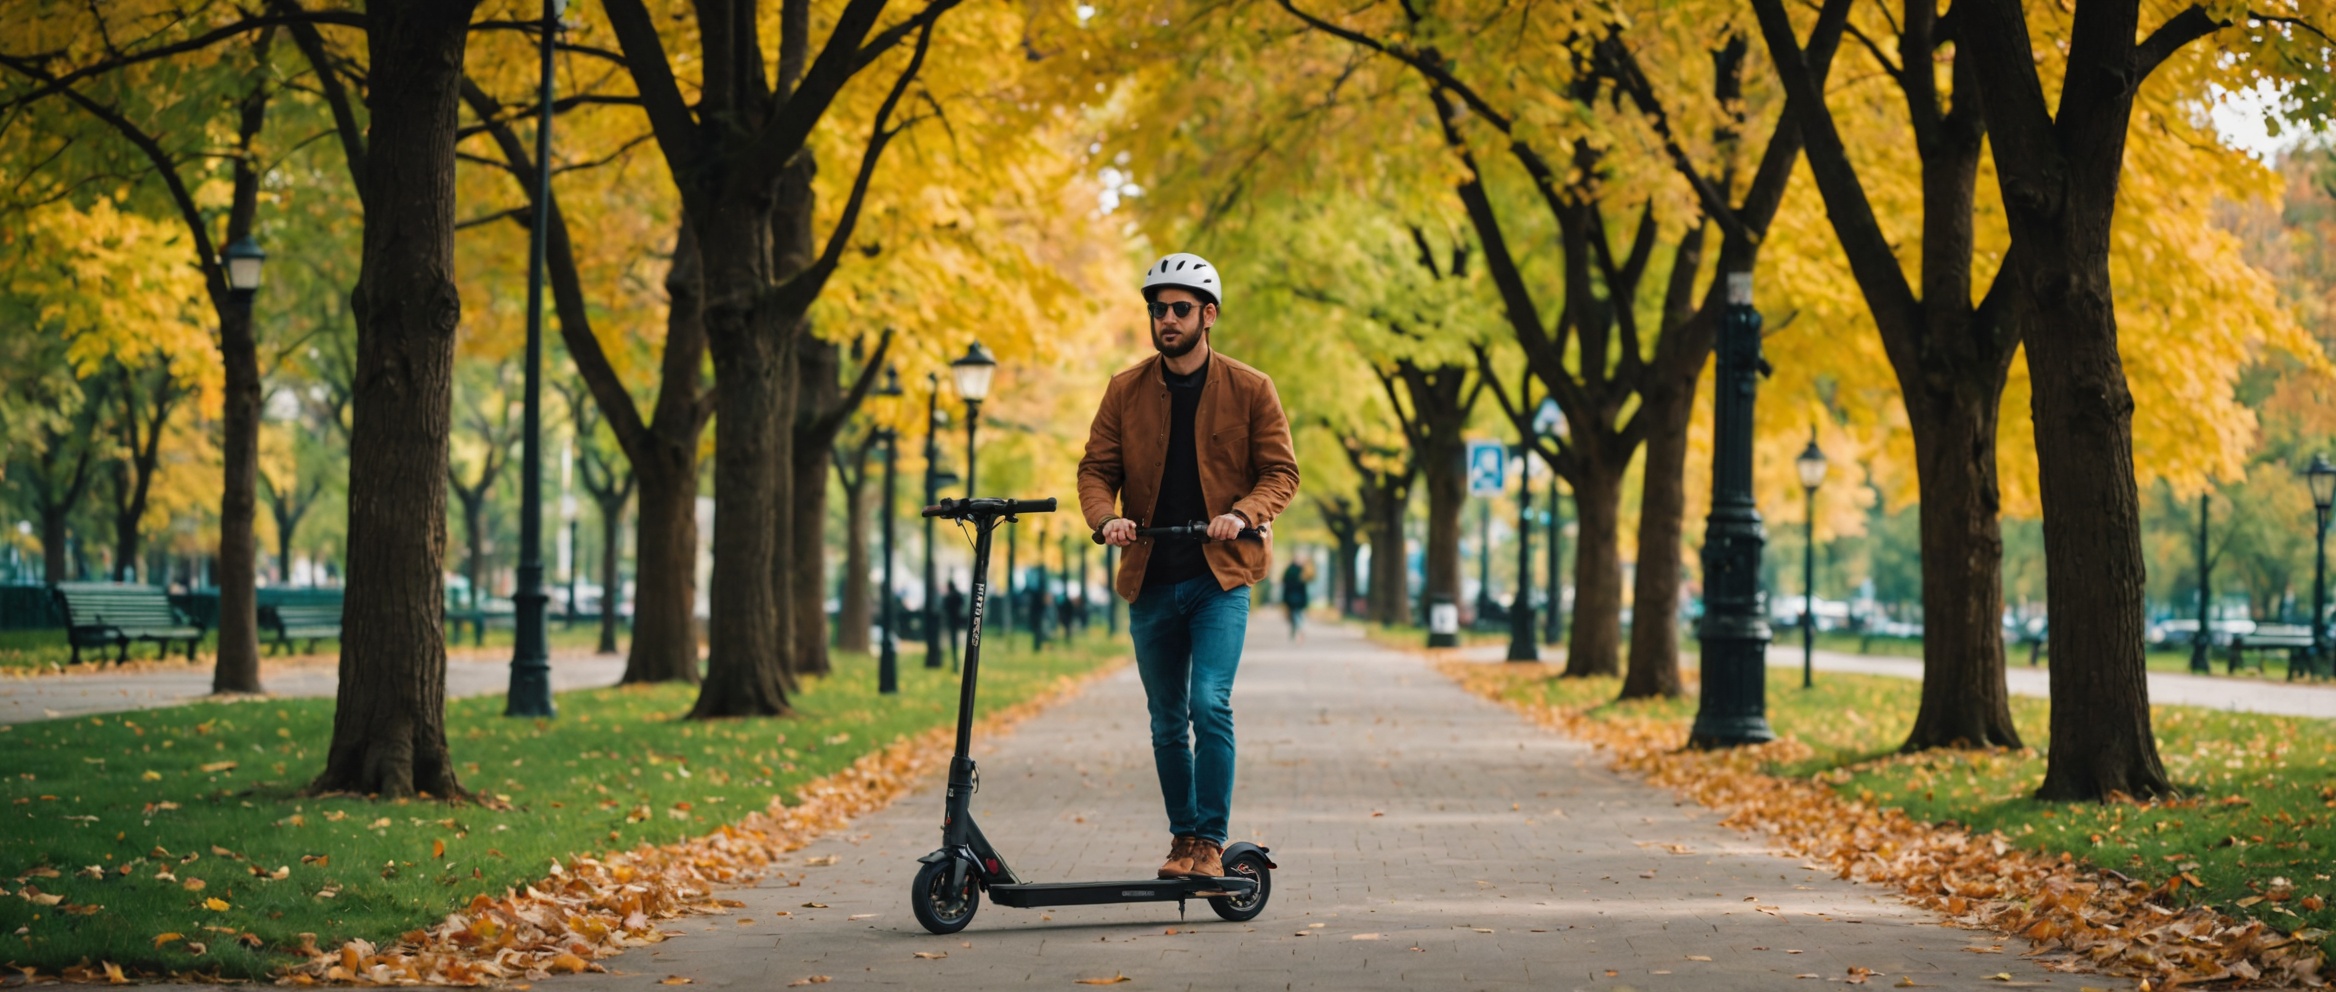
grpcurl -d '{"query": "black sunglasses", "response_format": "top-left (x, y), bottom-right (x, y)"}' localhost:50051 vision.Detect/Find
top-left (1148, 300), bottom-right (1203, 320)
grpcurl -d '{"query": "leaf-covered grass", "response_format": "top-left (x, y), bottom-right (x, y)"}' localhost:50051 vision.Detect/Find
top-left (1476, 666), bottom-right (2336, 956)
top-left (1360, 621), bottom-right (1507, 649)
top-left (0, 629), bottom-right (1123, 977)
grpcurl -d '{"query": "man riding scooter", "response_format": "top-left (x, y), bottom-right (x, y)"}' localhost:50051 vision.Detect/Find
top-left (1079, 252), bottom-right (1300, 882)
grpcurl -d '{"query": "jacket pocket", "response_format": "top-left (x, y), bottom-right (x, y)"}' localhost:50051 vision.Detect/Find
top-left (1211, 427), bottom-right (1252, 479)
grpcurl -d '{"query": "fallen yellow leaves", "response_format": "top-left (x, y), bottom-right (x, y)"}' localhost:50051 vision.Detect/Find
top-left (272, 668), bottom-right (1116, 987)
top-left (1440, 661), bottom-right (2329, 990)
top-left (1073, 974), bottom-right (1132, 985)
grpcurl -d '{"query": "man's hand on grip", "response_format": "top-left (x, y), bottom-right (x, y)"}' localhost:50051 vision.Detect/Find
top-left (1102, 517), bottom-right (1137, 547)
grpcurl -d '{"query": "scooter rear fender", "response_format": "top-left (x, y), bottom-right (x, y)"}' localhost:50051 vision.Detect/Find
top-left (1221, 842), bottom-right (1276, 870)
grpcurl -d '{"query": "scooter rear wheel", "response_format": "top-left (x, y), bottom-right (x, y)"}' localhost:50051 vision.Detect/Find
top-left (912, 859), bottom-right (981, 934)
top-left (1208, 850), bottom-right (1271, 922)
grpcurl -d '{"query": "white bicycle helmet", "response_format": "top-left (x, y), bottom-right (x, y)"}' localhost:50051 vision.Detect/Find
top-left (1142, 252), bottom-right (1224, 309)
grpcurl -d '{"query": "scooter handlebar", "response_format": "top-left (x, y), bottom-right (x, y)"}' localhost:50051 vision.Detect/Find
top-left (923, 497), bottom-right (1057, 519)
top-left (1092, 522), bottom-right (1267, 544)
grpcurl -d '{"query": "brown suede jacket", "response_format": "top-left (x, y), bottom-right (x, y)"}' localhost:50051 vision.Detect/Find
top-left (1077, 350), bottom-right (1300, 602)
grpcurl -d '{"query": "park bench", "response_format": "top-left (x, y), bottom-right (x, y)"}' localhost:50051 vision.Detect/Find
top-left (444, 602), bottom-right (515, 646)
top-left (2226, 624), bottom-right (2314, 679)
top-left (50, 582), bottom-right (207, 665)
top-left (260, 601), bottom-right (343, 655)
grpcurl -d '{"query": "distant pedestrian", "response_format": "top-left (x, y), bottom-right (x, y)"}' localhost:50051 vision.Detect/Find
top-left (942, 581), bottom-right (967, 668)
top-left (1281, 557), bottom-right (1312, 642)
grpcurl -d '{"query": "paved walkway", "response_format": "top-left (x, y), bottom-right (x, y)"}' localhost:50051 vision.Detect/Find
top-left (552, 621), bottom-right (2058, 991)
top-left (1764, 646), bottom-right (2336, 720)
top-left (1445, 640), bottom-right (2336, 720)
top-left (0, 650), bottom-right (627, 724)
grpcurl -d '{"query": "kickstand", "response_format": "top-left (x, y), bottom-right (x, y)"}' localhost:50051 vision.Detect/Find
top-left (1177, 897), bottom-right (1187, 920)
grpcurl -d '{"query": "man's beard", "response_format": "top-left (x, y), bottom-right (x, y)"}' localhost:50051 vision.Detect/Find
top-left (1152, 322), bottom-right (1206, 358)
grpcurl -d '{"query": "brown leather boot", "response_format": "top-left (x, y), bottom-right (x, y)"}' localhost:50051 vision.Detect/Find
top-left (1157, 836), bottom-right (1196, 879)
top-left (1184, 839), bottom-right (1224, 879)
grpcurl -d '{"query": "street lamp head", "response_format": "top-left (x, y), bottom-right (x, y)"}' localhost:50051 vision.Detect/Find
top-left (876, 364), bottom-right (904, 398)
top-left (1796, 431), bottom-right (1829, 491)
top-left (2309, 453), bottom-right (2336, 511)
top-left (950, 341), bottom-right (998, 403)
top-left (223, 236), bottom-right (265, 292)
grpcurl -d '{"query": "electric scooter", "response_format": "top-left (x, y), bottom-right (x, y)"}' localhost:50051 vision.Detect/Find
top-left (909, 496), bottom-right (1277, 935)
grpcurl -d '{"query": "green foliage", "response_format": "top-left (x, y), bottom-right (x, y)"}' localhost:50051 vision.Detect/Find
top-left (0, 633), bottom-right (1123, 976)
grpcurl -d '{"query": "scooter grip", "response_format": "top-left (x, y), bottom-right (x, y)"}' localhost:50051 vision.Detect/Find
top-left (1008, 498), bottom-right (1057, 515)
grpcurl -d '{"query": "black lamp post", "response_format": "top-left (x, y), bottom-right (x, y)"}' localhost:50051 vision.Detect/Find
top-left (1533, 398), bottom-right (1566, 648)
top-left (922, 377), bottom-right (945, 669)
top-left (1547, 473), bottom-right (1565, 646)
top-left (1688, 273), bottom-right (1775, 748)
top-left (1507, 372), bottom-right (1540, 661)
top-left (2191, 493), bottom-right (2212, 675)
top-left (950, 342), bottom-right (995, 665)
top-left (2308, 454), bottom-right (2336, 677)
top-left (1794, 431), bottom-right (1828, 689)
top-left (1476, 499), bottom-right (1492, 629)
top-left (505, 0), bottom-right (566, 719)
top-left (874, 366), bottom-right (904, 693)
top-left (951, 342), bottom-right (996, 496)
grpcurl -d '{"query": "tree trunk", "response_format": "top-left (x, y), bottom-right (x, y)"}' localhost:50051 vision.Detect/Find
top-left (40, 511), bottom-right (69, 587)
top-left (1988, 234), bottom-right (2156, 784)
top-left (1565, 466), bottom-right (1624, 677)
top-left (690, 286), bottom-right (793, 716)
top-left (1421, 441), bottom-right (1464, 628)
top-left (838, 465), bottom-right (871, 654)
top-left (2022, 262), bottom-right (2168, 799)
top-left (1622, 378), bottom-right (1693, 698)
top-left (212, 46), bottom-right (274, 692)
top-left (310, 0), bottom-right (474, 800)
top-left (1901, 390), bottom-right (2023, 748)
top-left (597, 490), bottom-right (626, 656)
top-left (790, 435), bottom-right (830, 674)
top-left (1334, 530), bottom-right (1360, 618)
top-left (789, 334), bottom-right (838, 676)
top-left (459, 493), bottom-right (487, 611)
top-left (111, 483), bottom-right (141, 583)
top-left (623, 468), bottom-right (700, 683)
top-left (1960, 0), bottom-right (2170, 799)
top-left (1365, 482), bottom-right (1410, 624)
top-left (213, 295), bottom-right (264, 692)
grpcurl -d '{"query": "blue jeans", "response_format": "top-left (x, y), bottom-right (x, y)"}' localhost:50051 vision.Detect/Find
top-left (1128, 575), bottom-right (1249, 844)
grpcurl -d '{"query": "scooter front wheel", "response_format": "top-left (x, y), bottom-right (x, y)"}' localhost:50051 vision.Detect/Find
top-left (911, 859), bottom-right (981, 934)
top-left (1208, 850), bottom-right (1272, 922)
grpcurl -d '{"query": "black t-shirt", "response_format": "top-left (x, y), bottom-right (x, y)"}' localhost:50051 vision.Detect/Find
top-left (1144, 358), bottom-right (1212, 587)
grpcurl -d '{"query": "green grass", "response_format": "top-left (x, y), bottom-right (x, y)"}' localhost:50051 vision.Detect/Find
top-left (0, 629), bottom-right (1123, 977)
top-left (1481, 667), bottom-right (2336, 956)
top-left (0, 624), bottom-right (614, 671)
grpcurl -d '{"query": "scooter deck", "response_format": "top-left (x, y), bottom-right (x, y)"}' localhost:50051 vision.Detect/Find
top-left (988, 875), bottom-right (1258, 909)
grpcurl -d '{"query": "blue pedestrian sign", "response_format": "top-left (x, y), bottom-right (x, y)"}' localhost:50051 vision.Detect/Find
top-left (1466, 439), bottom-right (1507, 496)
